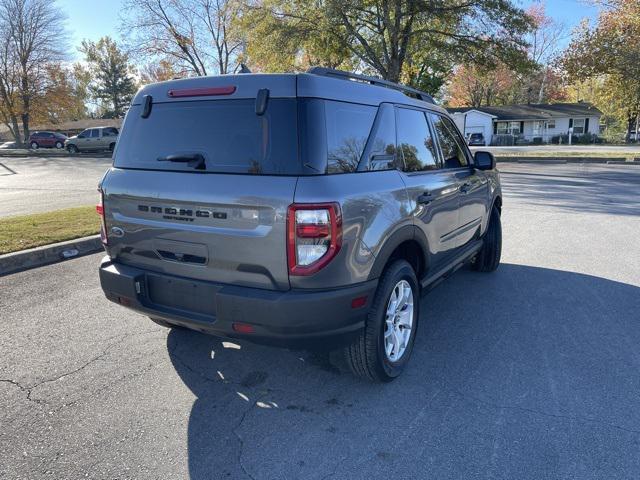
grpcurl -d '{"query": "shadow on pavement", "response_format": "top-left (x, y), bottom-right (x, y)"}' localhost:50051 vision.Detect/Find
top-left (500, 166), bottom-right (640, 216)
top-left (168, 263), bottom-right (640, 479)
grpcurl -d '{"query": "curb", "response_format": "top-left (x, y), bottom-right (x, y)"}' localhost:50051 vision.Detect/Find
top-left (0, 235), bottom-right (103, 277)
top-left (495, 157), bottom-right (640, 164)
top-left (0, 149), bottom-right (111, 158)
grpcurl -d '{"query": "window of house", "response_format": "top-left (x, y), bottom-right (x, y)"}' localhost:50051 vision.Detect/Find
top-left (396, 108), bottom-right (439, 172)
top-left (496, 121), bottom-right (521, 135)
top-left (430, 113), bottom-right (469, 169)
top-left (546, 120), bottom-right (556, 129)
top-left (572, 118), bottom-right (585, 134)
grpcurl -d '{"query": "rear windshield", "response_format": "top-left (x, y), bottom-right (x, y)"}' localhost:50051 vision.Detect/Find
top-left (114, 99), bottom-right (300, 175)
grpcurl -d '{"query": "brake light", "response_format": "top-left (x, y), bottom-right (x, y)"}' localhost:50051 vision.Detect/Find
top-left (97, 189), bottom-right (108, 245)
top-left (167, 86), bottom-right (236, 98)
top-left (287, 203), bottom-right (342, 276)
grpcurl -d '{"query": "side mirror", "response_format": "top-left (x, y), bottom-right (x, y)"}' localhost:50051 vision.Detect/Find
top-left (474, 151), bottom-right (495, 170)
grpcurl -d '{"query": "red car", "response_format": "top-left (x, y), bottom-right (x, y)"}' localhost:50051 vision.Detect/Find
top-left (29, 131), bottom-right (68, 149)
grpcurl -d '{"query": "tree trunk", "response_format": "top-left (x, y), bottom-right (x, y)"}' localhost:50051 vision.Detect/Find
top-left (537, 68), bottom-right (547, 103)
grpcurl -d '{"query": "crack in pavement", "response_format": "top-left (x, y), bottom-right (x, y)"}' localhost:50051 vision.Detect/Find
top-left (0, 328), bottom-right (161, 406)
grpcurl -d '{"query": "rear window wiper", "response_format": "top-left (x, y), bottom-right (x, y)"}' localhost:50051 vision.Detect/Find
top-left (157, 153), bottom-right (206, 170)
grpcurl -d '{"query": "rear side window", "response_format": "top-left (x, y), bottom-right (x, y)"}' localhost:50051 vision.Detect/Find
top-left (396, 108), bottom-right (439, 172)
top-left (90, 129), bottom-right (100, 138)
top-left (325, 101), bottom-right (376, 174)
top-left (430, 114), bottom-right (469, 168)
top-left (361, 103), bottom-right (397, 171)
top-left (114, 99), bottom-right (300, 175)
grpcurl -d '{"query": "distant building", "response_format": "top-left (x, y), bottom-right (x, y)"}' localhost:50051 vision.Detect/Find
top-left (448, 102), bottom-right (602, 145)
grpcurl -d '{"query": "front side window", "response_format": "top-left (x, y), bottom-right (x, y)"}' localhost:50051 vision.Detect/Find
top-left (325, 101), bottom-right (376, 174)
top-left (396, 108), bottom-right (438, 172)
top-left (430, 113), bottom-right (469, 168)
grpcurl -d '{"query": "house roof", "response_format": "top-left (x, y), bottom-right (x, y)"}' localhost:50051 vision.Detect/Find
top-left (447, 102), bottom-right (602, 121)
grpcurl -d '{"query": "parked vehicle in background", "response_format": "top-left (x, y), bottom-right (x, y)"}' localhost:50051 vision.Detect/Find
top-left (98, 68), bottom-right (503, 382)
top-left (65, 127), bottom-right (119, 153)
top-left (0, 141), bottom-right (17, 149)
top-left (467, 132), bottom-right (486, 146)
top-left (29, 131), bottom-right (68, 149)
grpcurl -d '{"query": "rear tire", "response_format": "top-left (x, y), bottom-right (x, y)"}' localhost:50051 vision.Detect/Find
top-left (30, 141), bottom-right (38, 149)
top-left (472, 205), bottom-right (502, 272)
top-left (109, 142), bottom-right (115, 152)
top-left (342, 259), bottom-right (419, 382)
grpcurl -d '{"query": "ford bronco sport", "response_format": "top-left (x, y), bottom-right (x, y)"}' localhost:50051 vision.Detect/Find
top-left (98, 68), bottom-right (502, 382)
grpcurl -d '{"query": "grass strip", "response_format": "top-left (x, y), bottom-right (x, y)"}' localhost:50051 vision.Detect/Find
top-left (0, 206), bottom-right (99, 255)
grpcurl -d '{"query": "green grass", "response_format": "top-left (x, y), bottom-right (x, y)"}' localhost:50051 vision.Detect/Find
top-left (0, 206), bottom-right (100, 255)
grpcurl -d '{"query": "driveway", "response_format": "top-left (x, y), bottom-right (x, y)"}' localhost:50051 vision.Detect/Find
top-left (0, 156), bottom-right (111, 217)
top-left (1, 163), bottom-right (639, 479)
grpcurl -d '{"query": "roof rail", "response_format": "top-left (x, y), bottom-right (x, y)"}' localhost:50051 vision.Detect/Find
top-left (306, 67), bottom-right (436, 105)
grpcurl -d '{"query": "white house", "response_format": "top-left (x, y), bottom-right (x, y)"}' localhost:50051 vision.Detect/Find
top-left (448, 102), bottom-right (602, 145)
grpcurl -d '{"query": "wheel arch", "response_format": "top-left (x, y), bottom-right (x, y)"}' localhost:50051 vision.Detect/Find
top-left (367, 225), bottom-right (429, 282)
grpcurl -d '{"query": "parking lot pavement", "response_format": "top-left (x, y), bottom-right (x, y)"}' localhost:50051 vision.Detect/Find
top-left (1, 163), bottom-right (639, 479)
top-left (0, 156), bottom-right (111, 217)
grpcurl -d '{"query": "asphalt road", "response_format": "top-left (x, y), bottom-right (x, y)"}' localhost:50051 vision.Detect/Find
top-left (2, 163), bottom-right (640, 479)
top-left (0, 156), bottom-right (111, 217)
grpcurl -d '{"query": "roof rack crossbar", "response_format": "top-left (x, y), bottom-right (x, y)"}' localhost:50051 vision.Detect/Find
top-left (307, 67), bottom-right (435, 105)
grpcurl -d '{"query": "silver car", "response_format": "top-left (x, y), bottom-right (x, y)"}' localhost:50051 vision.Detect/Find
top-left (65, 126), bottom-right (119, 153)
top-left (98, 68), bottom-right (502, 381)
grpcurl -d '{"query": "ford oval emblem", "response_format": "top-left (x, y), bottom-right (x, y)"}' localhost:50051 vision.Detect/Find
top-left (111, 226), bottom-right (125, 238)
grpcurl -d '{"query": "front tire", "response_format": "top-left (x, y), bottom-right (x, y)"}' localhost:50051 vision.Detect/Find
top-left (343, 259), bottom-right (419, 382)
top-left (472, 205), bottom-right (502, 272)
top-left (55, 141), bottom-right (63, 149)
top-left (67, 144), bottom-right (79, 154)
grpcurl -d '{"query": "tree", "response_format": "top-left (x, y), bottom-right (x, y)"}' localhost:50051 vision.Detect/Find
top-left (121, 0), bottom-right (244, 76)
top-left (325, 0), bottom-right (532, 84)
top-left (80, 37), bottom-right (137, 118)
top-left (30, 64), bottom-right (89, 125)
top-left (562, 1), bottom-right (640, 141)
top-left (140, 60), bottom-right (181, 84)
top-left (239, 0), bottom-right (354, 73)
top-left (0, 0), bottom-right (67, 145)
top-left (445, 2), bottom-right (567, 107)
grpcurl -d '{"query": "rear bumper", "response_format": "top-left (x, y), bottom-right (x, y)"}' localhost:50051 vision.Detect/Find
top-left (99, 257), bottom-right (377, 348)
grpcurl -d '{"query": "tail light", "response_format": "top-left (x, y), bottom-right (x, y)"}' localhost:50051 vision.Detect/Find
top-left (287, 203), bottom-right (342, 276)
top-left (97, 188), bottom-right (108, 245)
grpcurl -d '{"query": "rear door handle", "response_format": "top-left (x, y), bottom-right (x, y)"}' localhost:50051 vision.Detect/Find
top-left (417, 192), bottom-right (434, 205)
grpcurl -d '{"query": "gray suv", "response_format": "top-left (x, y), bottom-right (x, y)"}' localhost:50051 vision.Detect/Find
top-left (98, 68), bottom-right (502, 381)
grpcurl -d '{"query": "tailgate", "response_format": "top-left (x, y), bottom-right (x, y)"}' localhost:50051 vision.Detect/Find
top-left (101, 168), bottom-right (296, 291)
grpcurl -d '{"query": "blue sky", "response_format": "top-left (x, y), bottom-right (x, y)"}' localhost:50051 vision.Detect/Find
top-left (58, 0), bottom-right (600, 59)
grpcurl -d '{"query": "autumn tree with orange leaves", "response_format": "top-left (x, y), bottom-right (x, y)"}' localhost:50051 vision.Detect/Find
top-left (562, 0), bottom-right (640, 141)
top-left (446, 2), bottom-right (567, 107)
